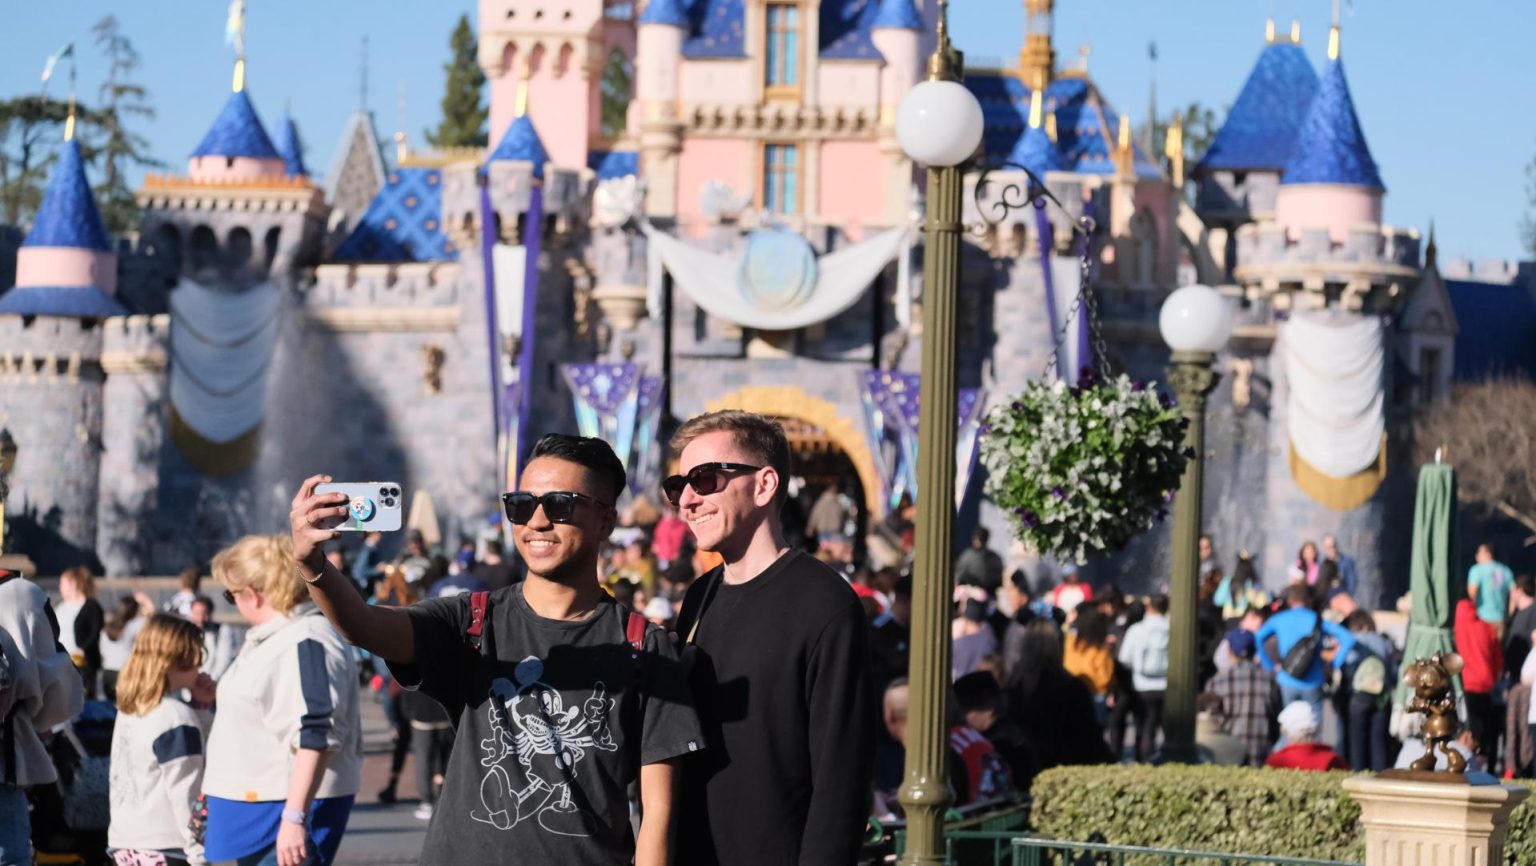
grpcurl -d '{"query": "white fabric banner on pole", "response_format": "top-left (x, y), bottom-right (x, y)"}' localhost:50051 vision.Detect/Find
top-left (1282, 310), bottom-right (1385, 478)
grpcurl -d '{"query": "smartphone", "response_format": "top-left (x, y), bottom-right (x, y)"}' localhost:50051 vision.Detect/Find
top-left (315, 482), bottom-right (404, 532)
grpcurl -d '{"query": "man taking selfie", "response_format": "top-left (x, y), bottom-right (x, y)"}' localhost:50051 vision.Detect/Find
top-left (290, 434), bottom-right (702, 865)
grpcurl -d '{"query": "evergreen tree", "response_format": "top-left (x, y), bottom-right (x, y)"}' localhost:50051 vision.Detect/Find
top-left (91, 16), bottom-right (160, 234)
top-left (1522, 147), bottom-right (1535, 257)
top-left (0, 97), bottom-right (105, 226)
top-left (599, 49), bottom-right (632, 140)
top-left (426, 15), bottom-right (488, 148)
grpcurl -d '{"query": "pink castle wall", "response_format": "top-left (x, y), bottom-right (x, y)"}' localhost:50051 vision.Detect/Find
top-left (679, 60), bottom-right (754, 105)
top-left (818, 141), bottom-right (885, 230)
top-left (188, 156), bottom-right (287, 183)
top-left (816, 63), bottom-right (880, 108)
top-left (676, 138), bottom-right (753, 228)
top-left (1275, 185), bottom-right (1384, 242)
top-left (15, 247), bottom-right (118, 294)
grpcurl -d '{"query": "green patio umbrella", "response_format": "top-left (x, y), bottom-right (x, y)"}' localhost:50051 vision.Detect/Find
top-left (1394, 460), bottom-right (1461, 717)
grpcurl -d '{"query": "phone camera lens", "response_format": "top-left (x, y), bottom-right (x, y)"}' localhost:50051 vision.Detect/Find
top-left (383, 497), bottom-right (397, 508)
top-left (379, 486), bottom-right (390, 498)
top-left (389, 487), bottom-right (400, 497)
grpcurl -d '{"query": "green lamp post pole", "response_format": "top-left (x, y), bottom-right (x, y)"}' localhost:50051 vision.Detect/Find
top-left (1158, 285), bottom-right (1231, 763)
top-left (1162, 352), bottom-right (1218, 763)
top-left (891, 2), bottom-right (984, 861)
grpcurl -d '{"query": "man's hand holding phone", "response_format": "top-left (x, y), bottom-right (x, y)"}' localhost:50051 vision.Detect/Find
top-left (290, 474), bottom-right (349, 568)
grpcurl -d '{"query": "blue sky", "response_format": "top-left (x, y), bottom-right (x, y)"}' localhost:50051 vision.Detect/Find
top-left (3, 1), bottom-right (1531, 263)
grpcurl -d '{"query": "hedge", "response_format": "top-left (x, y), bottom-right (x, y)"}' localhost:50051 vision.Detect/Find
top-left (1030, 764), bottom-right (1536, 865)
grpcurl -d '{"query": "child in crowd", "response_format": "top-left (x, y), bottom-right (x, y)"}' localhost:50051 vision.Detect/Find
top-left (107, 614), bottom-right (217, 865)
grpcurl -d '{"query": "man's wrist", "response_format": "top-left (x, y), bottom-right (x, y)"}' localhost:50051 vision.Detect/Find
top-left (280, 807), bottom-right (306, 825)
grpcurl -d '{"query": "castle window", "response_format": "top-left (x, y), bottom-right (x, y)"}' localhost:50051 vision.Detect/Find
top-left (764, 3), bottom-right (801, 95)
top-left (762, 143), bottom-right (799, 215)
top-left (1417, 346), bottom-right (1441, 406)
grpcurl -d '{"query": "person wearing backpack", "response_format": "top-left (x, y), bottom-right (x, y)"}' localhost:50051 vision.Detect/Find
top-left (289, 435), bottom-right (703, 865)
top-left (1118, 594), bottom-right (1171, 761)
top-left (1256, 585), bottom-right (1356, 746)
top-left (0, 568), bottom-right (86, 866)
top-left (1340, 610), bottom-right (1395, 772)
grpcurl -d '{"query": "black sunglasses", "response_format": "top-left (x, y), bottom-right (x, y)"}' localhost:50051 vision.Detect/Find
top-left (502, 491), bottom-right (610, 525)
top-left (221, 587), bottom-right (244, 605)
top-left (661, 462), bottom-right (763, 506)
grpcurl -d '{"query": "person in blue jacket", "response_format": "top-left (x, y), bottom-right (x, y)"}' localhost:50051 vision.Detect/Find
top-left (1256, 584), bottom-right (1355, 743)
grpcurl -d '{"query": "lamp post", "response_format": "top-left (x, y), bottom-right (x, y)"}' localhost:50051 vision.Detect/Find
top-left (1157, 285), bottom-right (1233, 763)
top-left (892, 2), bottom-right (984, 862)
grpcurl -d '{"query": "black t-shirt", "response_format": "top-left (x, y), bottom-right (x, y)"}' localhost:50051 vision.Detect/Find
top-left (471, 560), bottom-right (520, 592)
top-left (674, 550), bottom-right (876, 866)
top-left (389, 584), bottom-right (703, 865)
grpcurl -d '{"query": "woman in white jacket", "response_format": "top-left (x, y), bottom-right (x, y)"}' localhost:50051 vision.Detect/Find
top-left (202, 535), bottom-right (361, 866)
top-left (107, 614), bottom-right (217, 865)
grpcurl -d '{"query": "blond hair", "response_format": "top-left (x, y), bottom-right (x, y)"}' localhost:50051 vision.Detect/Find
top-left (60, 565), bottom-right (97, 599)
top-left (212, 534), bottom-right (306, 614)
top-left (669, 410), bottom-right (792, 504)
top-left (116, 614), bottom-right (205, 716)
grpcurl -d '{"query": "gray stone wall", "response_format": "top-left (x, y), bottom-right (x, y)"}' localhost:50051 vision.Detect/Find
top-left (97, 315), bottom-right (171, 575)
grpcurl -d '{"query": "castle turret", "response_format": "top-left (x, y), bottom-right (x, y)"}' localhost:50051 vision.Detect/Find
top-left (1007, 88), bottom-right (1066, 176)
top-left (1193, 23), bottom-right (1318, 230)
top-left (635, 0), bottom-right (687, 217)
top-left (276, 113), bottom-right (309, 178)
top-left (1273, 25), bottom-right (1384, 243)
top-left (188, 89), bottom-right (287, 183)
top-left (0, 136), bottom-right (125, 572)
top-left (870, 0), bottom-right (923, 223)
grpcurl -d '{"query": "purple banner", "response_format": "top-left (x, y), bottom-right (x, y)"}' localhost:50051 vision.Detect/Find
top-left (512, 181), bottom-right (545, 486)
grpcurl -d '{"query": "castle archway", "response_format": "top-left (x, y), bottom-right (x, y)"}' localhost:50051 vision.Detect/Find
top-left (703, 386), bottom-right (883, 520)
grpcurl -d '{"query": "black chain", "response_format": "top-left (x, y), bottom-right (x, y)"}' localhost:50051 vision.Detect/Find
top-left (1040, 215), bottom-right (1110, 382)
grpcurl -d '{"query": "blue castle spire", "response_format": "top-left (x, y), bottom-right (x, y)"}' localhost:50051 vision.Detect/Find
top-left (1197, 40), bottom-right (1318, 173)
top-left (192, 90), bottom-right (280, 159)
top-left (870, 0), bottom-right (923, 31)
top-left (638, 0), bottom-right (689, 27)
top-left (488, 114), bottom-right (550, 178)
top-left (276, 115), bottom-right (308, 177)
top-left (1281, 33), bottom-right (1383, 190)
top-left (23, 138), bottom-right (111, 252)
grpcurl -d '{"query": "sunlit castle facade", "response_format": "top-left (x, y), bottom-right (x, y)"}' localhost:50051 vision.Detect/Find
top-left (1, 2), bottom-right (1506, 607)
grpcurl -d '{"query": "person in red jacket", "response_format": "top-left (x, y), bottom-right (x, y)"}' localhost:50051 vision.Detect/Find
top-left (1265, 701), bottom-right (1348, 772)
top-left (1455, 597), bottom-right (1504, 772)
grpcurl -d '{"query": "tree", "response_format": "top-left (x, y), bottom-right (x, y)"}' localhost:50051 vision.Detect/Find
top-left (0, 97), bottom-right (107, 226)
top-left (91, 16), bottom-right (160, 234)
top-left (1138, 101), bottom-right (1223, 168)
top-left (1522, 147), bottom-right (1535, 257)
top-left (1414, 377), bottom-right (1536, 544)
top-left (426, 15), bottom-right (488, 148)
top-left (599, 49), bottom-right (632, 140)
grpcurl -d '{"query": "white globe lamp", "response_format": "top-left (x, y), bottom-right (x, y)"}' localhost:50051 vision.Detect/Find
top-left (1159, 284), bottom-right (1233, 354)
top-left (895, 80), bottom-right (985, 168)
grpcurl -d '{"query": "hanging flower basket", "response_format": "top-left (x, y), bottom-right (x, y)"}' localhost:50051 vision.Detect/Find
top-left (980, 371), bottom-right (1191, 564)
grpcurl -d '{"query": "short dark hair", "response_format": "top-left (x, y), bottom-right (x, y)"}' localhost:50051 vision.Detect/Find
top-left (1517, 573), bottom-right (1535, 597)
top-left (669, 410), bottom-right (792, 505)
top-left (892, 575), bottom-right (913, 599)
top-left (1284, 584), bottom-right (1312, 608)
top-left (190, 594), bottom-right (214, 613)
top-left (527, 434), bottom-right (627, 503)
top-left (953, 671), bottom-right (1002, 715)
top-left (973, 526), bottom-right (990, 546)
top-left (1147, 594), bottom-right (1169, 615)
top-left (485, 539), bottom-right (504, 557)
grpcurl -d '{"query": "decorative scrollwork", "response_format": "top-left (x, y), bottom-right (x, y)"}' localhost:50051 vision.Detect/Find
top-left (970, 161), bottom-right (1096, 238)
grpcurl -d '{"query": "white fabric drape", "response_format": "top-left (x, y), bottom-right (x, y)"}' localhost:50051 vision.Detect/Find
top-left (1282, 310), bottom-right (1385, 478)
top-left (643, 225), bottom-right (908, 331)
top-left (169, 279), bottom-right (280, 444)
top-left (492, 243), bottom-right (526, 338)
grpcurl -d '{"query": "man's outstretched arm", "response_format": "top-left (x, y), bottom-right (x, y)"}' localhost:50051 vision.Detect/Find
top-left (291, 474), bottom-right (416, 663)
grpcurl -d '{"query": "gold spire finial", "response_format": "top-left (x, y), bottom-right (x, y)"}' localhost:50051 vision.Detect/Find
top-left (395, 81), bottom-right (408, 164)
top-left (1165, 113), bottom-right (1184, 188)
top-left (1028, 88), bottom-right (1043, 130)
top-left (227, 0), bottom-right (247, 92)
top-left (1044, 110), bottom-right (1058, 142)
top-left (1019, 0), bottom-right (1055, 88)
top-left (1114, 113), bottom-right (1133, 176)
top-left (1328, 25), bottom-right (1340, 60)
top-left (1265, 18), bottom-right (1275, 43)
top-left (1078, 43), bottom-right (1091, 74)
top-left (1117, 113), bottom-right (1130, 150)
top-left (927, 0), bottom-right (961, 81)
top-left (232, 58), bottom-right (246, 92)
top-left (1291, 19), bottom-right (1301, 43)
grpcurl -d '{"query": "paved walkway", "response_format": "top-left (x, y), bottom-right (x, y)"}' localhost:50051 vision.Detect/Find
top-left (334, 686), bottom-right (428, 865)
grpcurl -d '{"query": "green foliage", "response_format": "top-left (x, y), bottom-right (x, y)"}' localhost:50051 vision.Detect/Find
top-left (91, 16), bottom-right (161, 234)
top-left (1137, 101), bottom-right (1224, 166)
top-left (1522, 147), bottom-right (1536, 258)
top-left (599, 48), bottom-right (632, 140)
top-left (979, 375), bottom-right (1188, 563)
top-left (1030, 765), bottom-right (1364, 862)
top-left (426, 14), bottom-right (488, 148)
top-left (1031, 764), bottom-right (1536, 865)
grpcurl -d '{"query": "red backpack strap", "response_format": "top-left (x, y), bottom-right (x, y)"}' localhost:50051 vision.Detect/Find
top-left (625, 611), bottom-right (647, 653)
top-left (465, 591), bottom-right (490, 651)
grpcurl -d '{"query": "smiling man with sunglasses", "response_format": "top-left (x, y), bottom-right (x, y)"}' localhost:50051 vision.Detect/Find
top-left (287, 434), bottom-right (702, 866)
top-left (667, 411), bottom-right (875, 866)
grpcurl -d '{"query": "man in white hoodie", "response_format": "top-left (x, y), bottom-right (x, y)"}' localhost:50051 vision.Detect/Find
top-left (0, 569), bottom-right (85, 866)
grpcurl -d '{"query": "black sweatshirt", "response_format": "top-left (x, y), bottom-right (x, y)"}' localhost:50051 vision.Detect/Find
top-left (675, 550), bottom-right (876, 866)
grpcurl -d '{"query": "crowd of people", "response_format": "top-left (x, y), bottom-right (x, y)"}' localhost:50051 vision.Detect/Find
top-left (2, 409), bottom-right (1534, 866)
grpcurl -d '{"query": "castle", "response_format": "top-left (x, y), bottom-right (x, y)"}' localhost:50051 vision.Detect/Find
top-left (3, 0), bottom-right (1534, 603)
